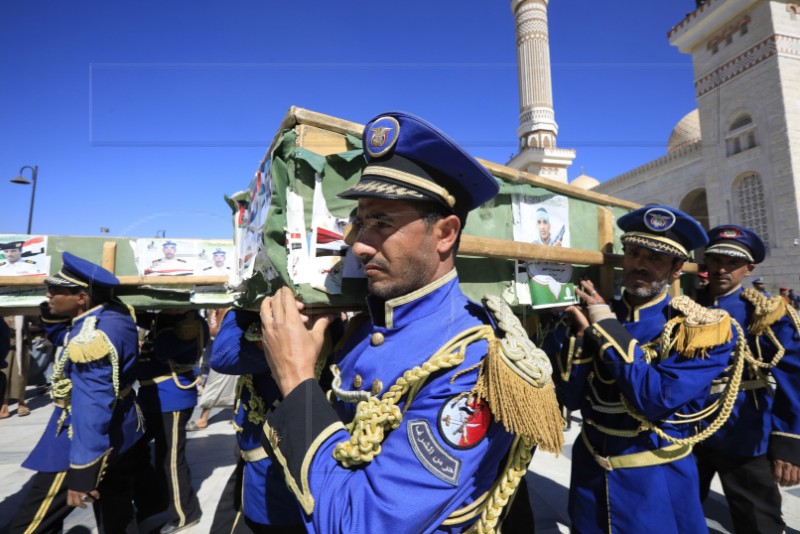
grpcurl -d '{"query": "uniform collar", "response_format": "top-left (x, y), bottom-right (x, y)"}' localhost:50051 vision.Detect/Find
top-left (712, 284), bottom-right (743, 306)
top-left (366, 269), bottom-right (459, 329)
top-left (620, 289), bottom-right (669, 322)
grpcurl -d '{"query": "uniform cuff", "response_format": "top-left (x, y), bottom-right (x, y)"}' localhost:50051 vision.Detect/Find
top-left (67, 449), bottom-right (111, 492)
top-left (584, 318), bottom-right (638, 364)
top-left (261, 378), bottom-right (345, 514)
top-left (769, 433), bottom-right (800, 466)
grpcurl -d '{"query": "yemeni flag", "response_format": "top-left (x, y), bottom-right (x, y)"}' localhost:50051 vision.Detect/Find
top-left (22, 236), bottom-right (45, 257)
top-left (315, 227), bottom-right (347, 257)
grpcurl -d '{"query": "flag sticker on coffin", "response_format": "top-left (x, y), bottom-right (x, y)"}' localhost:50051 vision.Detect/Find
top-left (0, 235), bottom-right (50, 276)
top-left (309, 174), bottom-right (350, 294)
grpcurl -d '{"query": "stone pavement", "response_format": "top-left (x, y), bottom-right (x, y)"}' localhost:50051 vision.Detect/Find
top-left (1, 388), bottom-right (800, 533)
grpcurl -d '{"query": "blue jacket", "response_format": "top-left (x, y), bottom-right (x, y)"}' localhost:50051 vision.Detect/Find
top-left (23, 302), bottom-right (144, 492)
top-left (262, 272), bottom-right (517, 533)
top-left (210, 309), bottom-right (302, 526)
top-left (555, 291), bottom-right (737, 534)
top-left (137, 310), bottom-right (208, 413)
top-left (702, 285), bottom-right (800, 462)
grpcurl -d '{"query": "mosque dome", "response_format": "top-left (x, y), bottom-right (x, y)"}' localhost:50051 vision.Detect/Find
top-left (667, 109), bottom-right (701, 153)
top-left (571, 170), bottom-right (600, 190)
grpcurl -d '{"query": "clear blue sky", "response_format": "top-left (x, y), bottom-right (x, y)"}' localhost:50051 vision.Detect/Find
top-left (0, 1), bottom-right (698, 240)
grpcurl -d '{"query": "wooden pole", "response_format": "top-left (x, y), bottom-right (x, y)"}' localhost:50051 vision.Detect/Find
top-left (102, 241), bottom-right (117, 273)
top-left (597, 207), bottom-right (615, 300)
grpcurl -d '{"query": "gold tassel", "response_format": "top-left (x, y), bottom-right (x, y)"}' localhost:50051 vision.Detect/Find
top-left (672, 314), bottom-right (732, 358)
top-left (472, 338), bottom-right (564, 454)
top-left (670, 296), bottom-right (733, 358)
top-left (67, 332), bottom-right (113, 363)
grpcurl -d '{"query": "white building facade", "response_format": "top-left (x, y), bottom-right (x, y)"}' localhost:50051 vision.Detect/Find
top-left (594, 0), bottom-right (800, 291)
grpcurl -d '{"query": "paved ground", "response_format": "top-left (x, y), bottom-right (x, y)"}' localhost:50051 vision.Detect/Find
top-left (1, 388), bottom-right (800, 533)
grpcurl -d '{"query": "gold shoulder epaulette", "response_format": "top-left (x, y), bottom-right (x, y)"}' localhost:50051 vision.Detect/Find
top-left (471, 295), bottom-right (564, 454)
top-left (66, 316), bottom-right (113, 363)
top-left (670, 295), bottom-right (732, 358)
top-left (741, 287), bottom-right (787, 335)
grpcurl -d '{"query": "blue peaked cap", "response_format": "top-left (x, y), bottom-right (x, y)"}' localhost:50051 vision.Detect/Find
top-left (705, 224), bottom-right (766, 264)
top-left (44, 252), bottom-right (120, 289)
top-left (617, 205), bottom-right (707, 259)
top-left (339, 111), bottom-right (499, 217)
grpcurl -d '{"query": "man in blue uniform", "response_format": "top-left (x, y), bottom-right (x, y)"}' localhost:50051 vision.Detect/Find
top-left (134, 309), bottom-right (208, 533)
top-left (9, 252), bottom-right (144, 533)
top-left (555, 206), bottom-right (740, 533)
top-left (258, 111), bottom-right (564, 533)
top-left (694, 225), bottom-right (800, 533)
top-left (207, 308), bottom-right (305, 533)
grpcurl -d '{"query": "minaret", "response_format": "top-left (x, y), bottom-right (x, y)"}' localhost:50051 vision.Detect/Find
top-left (507, 0), bottom-right (575, 183)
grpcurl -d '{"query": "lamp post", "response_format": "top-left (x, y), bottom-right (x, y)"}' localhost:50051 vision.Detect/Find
top-left (10, 165), bottom-right (38, 234)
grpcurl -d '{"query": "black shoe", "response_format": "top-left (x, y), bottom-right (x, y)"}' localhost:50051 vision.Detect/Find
top-left (159, 517), bottom-right (201, 534)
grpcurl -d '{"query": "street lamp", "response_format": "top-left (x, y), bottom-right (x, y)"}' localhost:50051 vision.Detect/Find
top-left (10, 165), bottom-right (38, 234)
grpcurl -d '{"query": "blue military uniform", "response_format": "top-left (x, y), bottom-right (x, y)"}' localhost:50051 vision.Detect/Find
top-left (134, 309), bottom-right (208, 533)
top-left (554, 206), bottom-right (740, 533)
top-left (10, 252), bottom-right (144, 534)
top-left (259, 111), bottom-right (564, 533)
top-left (694, 225), bottom-right (800, 533)
top-left (208, 309), bottom-right (304, 532)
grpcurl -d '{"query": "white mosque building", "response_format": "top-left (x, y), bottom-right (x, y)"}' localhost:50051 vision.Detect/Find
top-left (508, 0), bottom-right (800, 291)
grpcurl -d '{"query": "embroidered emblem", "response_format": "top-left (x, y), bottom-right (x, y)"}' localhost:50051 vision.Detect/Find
top-left (719, 226), bottom-right (743, 238)
top-left (643, 207), bottom-right (676, 232)
top-left (366, 116), bottom-right (400, 158)
top-left (407, 419), bottom-right (461, 485)
top-left (437, 395), bottom-right (491, 449)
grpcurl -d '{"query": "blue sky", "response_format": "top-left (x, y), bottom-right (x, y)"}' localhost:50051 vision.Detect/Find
top-left (0, 1), bottom-right (698, 239)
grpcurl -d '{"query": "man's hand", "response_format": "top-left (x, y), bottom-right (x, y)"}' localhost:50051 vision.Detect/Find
top-left (773, 458), bottom-right (800, 487)
top-left (67, 489), bottom-right (100, 509)
top-left (260, 287), bottom-right (333, 397)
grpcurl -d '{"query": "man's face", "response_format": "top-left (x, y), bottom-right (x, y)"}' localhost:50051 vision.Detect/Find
top-left (622, 245), bottom-right (683, 303)
top-left (351, 198), bottom-right (440, 300)
top-left (4, 248), bottom-right (21, 263)
top-left (537, 217), bottom-right (551, 243)
top-left (213, 254), bottom-right (225, 267)
top-left (163, 245), bottom-right (176, 259)
top-left (46, 286), bottom-right (88, 318)
top-left (705, 254), bottom-right (755, 297)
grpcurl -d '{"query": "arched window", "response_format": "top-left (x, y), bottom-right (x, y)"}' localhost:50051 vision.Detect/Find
top-left (727, 114), bottom-right (757, 156)
top-left (735, 173), bottom-right (769, 246)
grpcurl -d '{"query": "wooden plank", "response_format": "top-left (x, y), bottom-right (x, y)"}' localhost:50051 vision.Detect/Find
top-left (102, 241), bottom-right (117, 273)
top-left (0, 275), bottom-right (227, 286)
top-left (460, 234), bottom-right (607, 265)
top-left (597, 207), bottom-right (615, 300)
top-left (478, 158), bottom-right (641, 210)
top-left (297, 124), bottom-right (351, 156)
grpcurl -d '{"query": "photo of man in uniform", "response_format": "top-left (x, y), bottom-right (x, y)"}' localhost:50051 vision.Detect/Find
top-left (202, 249), bottom-right (231, 276)
top-left (144, 240), bottom-right (193, 276)
top-left (0, 241), bottom-right (43, 276)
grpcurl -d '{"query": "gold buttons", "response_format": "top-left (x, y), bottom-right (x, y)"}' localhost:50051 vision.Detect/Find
top-left (371, 379), bottom-right (383, 396)
top-left (371, 332), bottom-right (385, 346)
top-left (352, 374), bottom-right (363, 388)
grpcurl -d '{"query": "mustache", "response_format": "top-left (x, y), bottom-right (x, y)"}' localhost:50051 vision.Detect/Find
top-left (362, 257), bottom-right (389, 270)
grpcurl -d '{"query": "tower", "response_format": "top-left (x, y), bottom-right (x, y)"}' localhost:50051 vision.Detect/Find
top-left (507, 0), bottom-right (575, 183)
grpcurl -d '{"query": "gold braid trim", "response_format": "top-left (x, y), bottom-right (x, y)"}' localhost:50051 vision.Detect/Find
top-left (168, 360), bottom-right (202, 390)
top-left (464, 436), bottom-right (535, 534)
top-left (739, 288), bottom-right (800, 370)
top-left (472, 295), bottom-right (564, 454)
top-left (235, 374), bottom-right (267, 426)
top-left (332, 325), bottom-right (492, 468)
top-left (620, 318), bottom-right (747, 446)
top-left (741, 288), bottom-right (788, 336)
top-left (54, 312), bottom-right (124, 439)
top-left (670, 296), bottom-right (732, 358)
